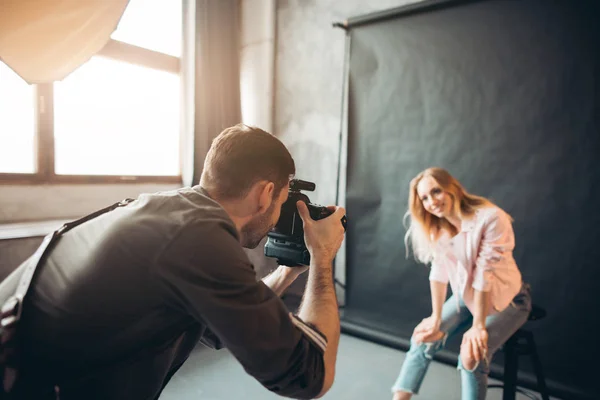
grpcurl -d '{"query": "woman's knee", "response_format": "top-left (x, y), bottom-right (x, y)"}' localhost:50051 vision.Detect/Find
top-left (392, 390), bottom-right (413, 400)
top-left (460, 351), bottom-right (478, 371)
top-left (409, 334), bottom-right (446, 359)
top-left (458, 350), bottom-right (491, 375)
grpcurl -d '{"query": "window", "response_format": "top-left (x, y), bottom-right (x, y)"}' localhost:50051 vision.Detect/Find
top-left (0, 62), bottom-right (36, 174)
top-left (54, 58), bottom-right (180, 176)
top-left (0, 0), bottom-right (183, 183)
top-left (111, 0), bottom-right (182, 57)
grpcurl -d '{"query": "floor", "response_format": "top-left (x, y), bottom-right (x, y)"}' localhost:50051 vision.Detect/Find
top-left (160, 334), bottom-right (558, 400)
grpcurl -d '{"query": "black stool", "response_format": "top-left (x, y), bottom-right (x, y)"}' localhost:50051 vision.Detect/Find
top-left (499, 305), bottom-right (550, 400)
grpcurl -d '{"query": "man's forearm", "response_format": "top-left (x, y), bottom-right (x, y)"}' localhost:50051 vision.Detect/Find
top-left (298, 259), bottom-right (339, 340)
top-left (261, 266), bottom-right (301, 297)
top-left (298, 257), bottom-right (340, 397)
top-left (473, 289), bottom-right (490, 328)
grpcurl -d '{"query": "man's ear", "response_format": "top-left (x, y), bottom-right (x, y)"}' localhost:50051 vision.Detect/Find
top-left (257, 181), bottom-right (275, 213)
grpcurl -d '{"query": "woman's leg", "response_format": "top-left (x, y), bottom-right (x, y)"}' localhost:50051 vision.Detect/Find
top-left (458, 284), bottom-right (532, 400)
top-left (391, 295), bottom-right (472, 398)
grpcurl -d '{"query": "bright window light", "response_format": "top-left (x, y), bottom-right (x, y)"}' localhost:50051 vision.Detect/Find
top-left (0, 62), bottom-right (36, 174)
top-left (111, 0), bottom-right (182, 57)
top-left (54, 57), bottom-right (180, 176)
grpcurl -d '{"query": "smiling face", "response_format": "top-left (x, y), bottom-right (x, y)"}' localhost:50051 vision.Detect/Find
top-left (416, 175), bottom-right (453, 219)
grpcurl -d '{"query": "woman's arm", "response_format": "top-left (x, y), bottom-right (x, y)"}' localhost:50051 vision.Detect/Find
top-left (461, 289), bottom-right (490, 370)
top-left (472, 288), bottom-right (490, 329)
top-left (472, 209), bottom-right (515, 293)
top-left (414, 280), bottom-right (448, 344)
top-left (430, 280), bottom-right (448, 320)
top-left (462, 209), bottom-right (515, 368)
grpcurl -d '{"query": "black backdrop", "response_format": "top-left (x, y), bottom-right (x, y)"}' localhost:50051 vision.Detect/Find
top-left (341, 0), bottom-right (599, 399)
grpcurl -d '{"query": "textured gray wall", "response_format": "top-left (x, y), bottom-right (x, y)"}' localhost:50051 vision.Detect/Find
top-left (275, 0), bottom-right (422, 202)
top-left (271, 0), bottom-right (423, 296)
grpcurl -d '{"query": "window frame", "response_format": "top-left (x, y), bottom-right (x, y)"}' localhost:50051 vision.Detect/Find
top-left (0, 11), bottom-right (183, 185)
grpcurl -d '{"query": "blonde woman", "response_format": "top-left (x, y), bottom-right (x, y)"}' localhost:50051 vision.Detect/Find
top-left (391, 167), bottom-right (531, 400)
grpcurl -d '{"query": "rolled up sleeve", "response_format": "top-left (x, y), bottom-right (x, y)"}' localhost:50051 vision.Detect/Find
top-left (429, 249), bottom-right (449, 284)
top-left (472, 210), bottom-right (515, 292)
top-left (156, 221), bottom-right (326, 399)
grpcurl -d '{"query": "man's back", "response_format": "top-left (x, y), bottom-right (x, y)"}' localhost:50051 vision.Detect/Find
top-left (9, 187), bottom-right (238, 399)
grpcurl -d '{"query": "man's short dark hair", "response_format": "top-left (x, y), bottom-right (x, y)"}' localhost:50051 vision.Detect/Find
top-left (200, 124), bottom-right (295, 200)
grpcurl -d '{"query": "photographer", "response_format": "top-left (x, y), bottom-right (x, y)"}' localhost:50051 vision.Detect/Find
top-left (2, 124), bottom-right (345, 399)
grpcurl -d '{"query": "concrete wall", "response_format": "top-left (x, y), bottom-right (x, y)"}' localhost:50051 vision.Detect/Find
top-left (240, 0), bottom-right (276, 132)
top-left (241, 0), bottom-right (424, 293)
top-left (274, 0), bottom-right (421, 202)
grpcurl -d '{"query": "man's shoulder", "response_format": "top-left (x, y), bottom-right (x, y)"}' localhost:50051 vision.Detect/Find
top-left (141, 187), bottom-right (236, 230)
top-left (133, 187), bottom-right (249, 267)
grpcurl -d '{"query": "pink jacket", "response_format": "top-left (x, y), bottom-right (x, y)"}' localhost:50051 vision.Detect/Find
top-left (429, 206), bottom-right (522, 314)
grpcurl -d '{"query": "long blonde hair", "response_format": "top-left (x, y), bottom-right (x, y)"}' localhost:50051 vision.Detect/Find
top-left (404, 167), bottom-right (501, 264)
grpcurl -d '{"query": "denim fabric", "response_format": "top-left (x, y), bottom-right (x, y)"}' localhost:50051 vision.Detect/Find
top-left (391, 284), bottom-right (531, 400)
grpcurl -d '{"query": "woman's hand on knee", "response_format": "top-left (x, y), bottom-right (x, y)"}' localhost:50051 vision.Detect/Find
top-left (460, 326), bottom-right (488, 370)
top-left (413, 315), bottom-right (444, 345)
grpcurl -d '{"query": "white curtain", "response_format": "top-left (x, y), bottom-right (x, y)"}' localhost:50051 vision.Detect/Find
top-left (0, 0), bottom-right (129, 84)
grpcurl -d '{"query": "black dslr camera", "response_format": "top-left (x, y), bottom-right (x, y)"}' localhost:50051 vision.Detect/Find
top-left (264, 179), bottom-right (347, 266)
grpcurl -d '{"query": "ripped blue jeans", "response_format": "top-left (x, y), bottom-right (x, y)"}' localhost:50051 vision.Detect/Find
top-left (391, 283), bottom-right (531, 400)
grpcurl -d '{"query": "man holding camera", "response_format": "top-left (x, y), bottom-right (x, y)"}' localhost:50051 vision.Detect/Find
top-left (4, 124), bottom-right (346, 399)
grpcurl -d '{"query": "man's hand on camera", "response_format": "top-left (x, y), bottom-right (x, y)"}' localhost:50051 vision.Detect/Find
top-left (296, 201), bottom-right (346, 265)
